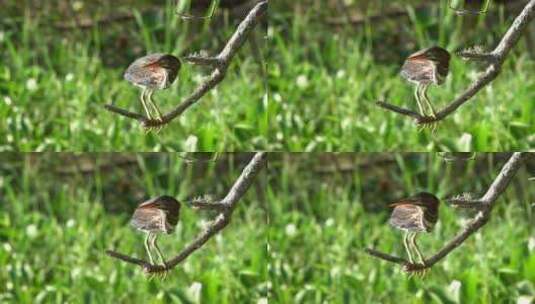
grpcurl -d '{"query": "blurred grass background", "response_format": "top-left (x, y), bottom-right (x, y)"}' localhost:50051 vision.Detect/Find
top-left (269, 0), bottom-right (535, 151)
top-left (268, 153), bottom-right (535, 303)
top-left (0, 153), bottom-right (268, 303)
top-left (0, 0), bottom-right (267, 151)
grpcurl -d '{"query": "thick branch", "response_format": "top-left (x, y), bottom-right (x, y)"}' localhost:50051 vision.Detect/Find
top-left (377, 0), bottom-right (535, 124)
top-left (365, 153), bottom-right (528, 271)
top-left (104, 1), bottom-right (268, 128)
top-left (106, 152), bottom-right (267, 274)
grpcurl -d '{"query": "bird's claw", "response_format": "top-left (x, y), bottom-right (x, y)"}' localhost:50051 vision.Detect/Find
top-left (142, 118), bottom-right (165, 133)
top-left (403, 262), bottom-right (429, 277)
top-left (417, 117), bottom-right (439, 133)
top-left (143, 265), bottom-right (169, 280)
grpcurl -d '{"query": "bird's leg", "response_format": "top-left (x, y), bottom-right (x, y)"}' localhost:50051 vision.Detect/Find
top-left (417, 84), bottom-right (438, 132)
top-left (409, 233), bottom-right (425, 266)
top-left (146, 90), bottom-right (163, 122)
top-left (150, 233), bottom-right (168, 279)
top-left (140, 88), bottom-right (153, 120)
top-left (150, 233), bottom-right (167, 268)
top-left (421, 84), bottom-right (437, 118)
top-left (144, 232), bottom-right (155, 265)
top-left (409, 233), bottom-right (429, 276)
top-left (414, 84), bottom-right (425, 116)
top-left (403, 232), bottom-right (414, 264)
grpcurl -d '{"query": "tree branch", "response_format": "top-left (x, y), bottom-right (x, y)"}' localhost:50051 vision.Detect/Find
top-left (106, 152), bottom-right (267, 274)
top-left (365, 152), bottom-right (529, 271)
top-left (376, 0), bottom-right (535, 125)
top-left (104, 1), bottom-right (268, 129)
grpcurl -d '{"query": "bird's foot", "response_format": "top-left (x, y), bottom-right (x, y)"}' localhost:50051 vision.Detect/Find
top-left (143, 264), bottom-right (168, 280)
top-left (417, 117), bottom-right (439, 133)
top-left (142, 118), bottom-right (165, 133)
top-left (403, 262), bottom-right (429, 277)
top-left (159, 261), bottom-right (169, 280)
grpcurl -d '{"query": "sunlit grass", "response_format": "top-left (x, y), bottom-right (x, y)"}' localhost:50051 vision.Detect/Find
top-left (0, 154), bottom-right (268, 303)
top-left (269, 1), bottom-right (535, 151)
top-left (0, 2), bottom-right (267, 152)
top-left (268, 153), bottom-right (535, 303)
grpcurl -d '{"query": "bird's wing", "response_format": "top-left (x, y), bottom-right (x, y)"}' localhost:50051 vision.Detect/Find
top-left (388, 195), bottom-right (423, 207)
top-left (400, 58), bottom-right (434, 83)
top-left (137, 197), bottom-right (160, 208)
top-left (389, 204), bottom-right (426, 232)
top-left (131, 207), bottom-right (165, 231)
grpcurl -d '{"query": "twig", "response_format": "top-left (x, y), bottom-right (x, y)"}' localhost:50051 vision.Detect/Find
top-left (186, 195), bottom-right (227, 211)
top-left (106, 152), bottom-right (267, 274)
top-left (365, 152), bottom-right (529, 271)
top-left (376, 0), bottom-right (535, 125)
top-left (445, 192), bottom-right (484, 209)
top-left (104, 1), bottom-right (268, 128)
top-left (446, 198), bottom-right (485, 209)
top-left (364, 248), bottom-right (407, 264)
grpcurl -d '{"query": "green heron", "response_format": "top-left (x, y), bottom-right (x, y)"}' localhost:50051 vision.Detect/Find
top-left (400, 46), bottom-right (451, 118)
top-left (130, 196), bottom-right (181, 266)
top-left (124, 54), bottom-right (181, 121)
top-left (389, 192), bottom-right (440, 266)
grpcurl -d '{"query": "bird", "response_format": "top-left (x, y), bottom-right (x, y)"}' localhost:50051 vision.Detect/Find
top-left (124, 54), bottom-right (181, 122)
top-left (130, 195), bottom-right (181, 267)
top-left (400, 46), bottom-right (451, 118)
top-left (388, 192), bottom-right (440, 267)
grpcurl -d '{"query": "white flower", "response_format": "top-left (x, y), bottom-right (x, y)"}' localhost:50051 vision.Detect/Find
top-left (187, 282), bottom-right (202, 302)
top-left (26, 78), bottom-right (38, 91)
top-left (257, 298), bottom-right (268, 304)
top-left (330, 266), bottom-right (341, 278)
top-left (517, 296), bottom-right (533, 304)
top-left (72, 1), bottom-right (84, 11)
top-left (528, 237), bottom-right (535, 252)
top-left (325, 218), bottom-right (335, 227)
top-left (285, 224), bottom-right (297, 237)
top-left (447, 280), bottom-right (461, 302)
top-left (71, 267), bottom-right (82, 279)
top-left (3, 243), bottom-right (12, 252)
top-left (66, 219), bottom-right (76, 228)
top-left (184, 135), bottom-right (198, 152)
top-left (26, 224), bottom-right (38, 238)
top-left (458, 133), bottom-right (472, 151)
top-left (4, 96), bottom-right (12, 105)
top-left (65, 73), bottom-right (74, 82)
top-left (336, 70), bottom-right (346, 79)
top-left (296, 75), bottom-right (309, 89)
top-left (273, 93), bottom-right (282, 103)
top-left (267, 27), bottom-right (274, 38)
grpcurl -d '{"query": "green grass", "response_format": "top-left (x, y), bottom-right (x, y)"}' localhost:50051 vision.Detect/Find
top-left (0, 1), bottom-right (268, 152)
top-left (268, 153), bottom-right (535, 303)
top-left (269, 1), bottom-right (535, 151)
top-left (0, 153), bottom-right (268, 303)
top-left (1, 153), bottom-right (533, 303)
